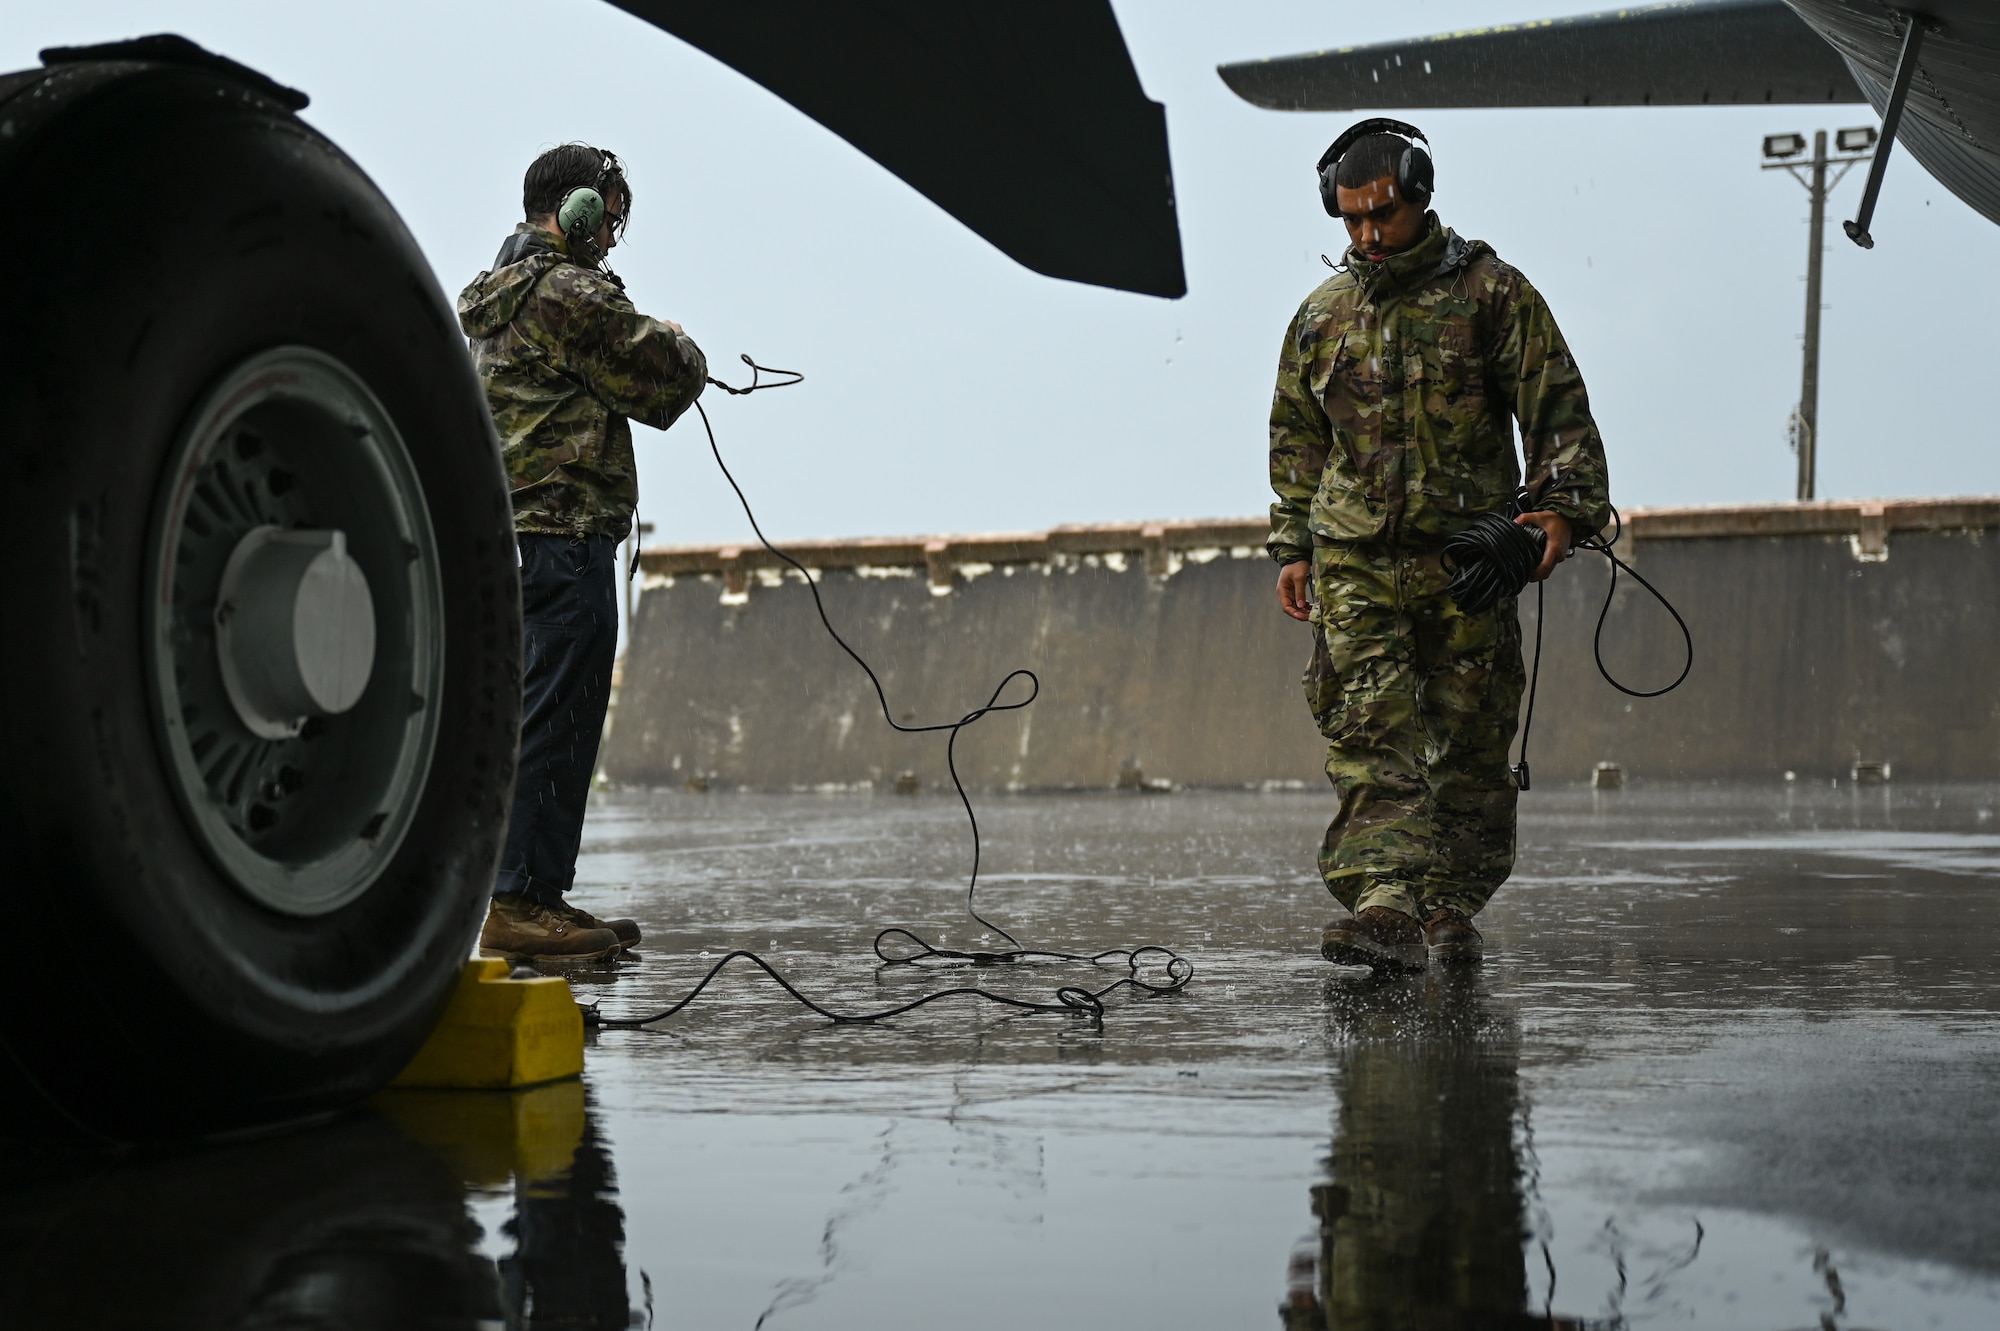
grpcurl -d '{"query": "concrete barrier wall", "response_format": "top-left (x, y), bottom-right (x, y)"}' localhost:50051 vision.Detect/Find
top-left (602, 498), bottom-right (2000, 790)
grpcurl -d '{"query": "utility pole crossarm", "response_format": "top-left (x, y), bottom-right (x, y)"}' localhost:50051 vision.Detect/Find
top-left (1761, 153), bottom-right (1871, 188)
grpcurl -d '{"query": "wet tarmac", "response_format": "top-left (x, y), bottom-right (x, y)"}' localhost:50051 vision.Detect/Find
top-left (6, 782), bottom-right (1999, 1329)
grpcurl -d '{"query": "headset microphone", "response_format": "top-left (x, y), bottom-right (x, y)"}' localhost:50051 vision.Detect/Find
top-left (1317, 117), bottom-right (1435, 217)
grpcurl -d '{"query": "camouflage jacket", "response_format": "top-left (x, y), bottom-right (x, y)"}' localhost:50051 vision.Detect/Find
top-left (457, 224), bottom-right (707, 540)
top-left (1266, 216), bottom-right (1610, 563)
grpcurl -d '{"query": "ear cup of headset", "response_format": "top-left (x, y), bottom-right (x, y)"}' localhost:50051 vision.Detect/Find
top-left (557, 184), bottom-right (606, 239)
top-left (1399, 146), bottom-right (1435, 206)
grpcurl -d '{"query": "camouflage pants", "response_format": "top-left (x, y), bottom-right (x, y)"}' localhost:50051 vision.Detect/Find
top-left (1304, 540), bottom-right (1524, 919)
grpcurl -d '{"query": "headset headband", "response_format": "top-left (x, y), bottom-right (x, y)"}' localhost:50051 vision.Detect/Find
top-left (593, 150), bottom-right (622, 204)
top-left (1318, 118), bottom-right (1431, 175)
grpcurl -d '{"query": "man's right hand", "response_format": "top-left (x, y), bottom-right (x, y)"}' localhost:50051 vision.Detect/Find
top-left (1277, 560), bottom-right (1312, 622)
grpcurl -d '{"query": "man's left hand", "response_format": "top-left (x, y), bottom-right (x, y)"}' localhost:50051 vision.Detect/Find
top-left (1514, 510), bottom-right (1573, 582)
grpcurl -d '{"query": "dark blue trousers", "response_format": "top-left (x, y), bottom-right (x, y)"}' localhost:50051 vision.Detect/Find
top-left (494, 534), bottom-right (620, 905)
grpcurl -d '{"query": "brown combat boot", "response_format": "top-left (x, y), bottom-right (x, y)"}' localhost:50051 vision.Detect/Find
top-left (1423, 906), bottom-right (1484, 963)
top-left (552, 899), bottom-right (641, 950)
top-left (1320, 906), bottom-right (1428, 972)
top-left (480, 893), bottom-right (621, 961)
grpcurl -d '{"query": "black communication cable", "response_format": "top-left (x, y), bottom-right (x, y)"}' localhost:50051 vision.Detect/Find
top-left (1440, 491), bottom-right (1692, 791)
top-left (586, 358), bottom-right (1193, 1030)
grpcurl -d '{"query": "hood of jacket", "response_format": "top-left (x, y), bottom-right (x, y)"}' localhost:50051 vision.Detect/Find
top-left (1346, 214), bottom-right (1488, 302)
top-left (457, 224), bottom-right (569, 339)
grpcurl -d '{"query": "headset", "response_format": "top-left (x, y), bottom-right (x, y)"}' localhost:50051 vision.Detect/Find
top-left (555, 148), bottom-right (626, 264)
top-left (1317, 117), bottom-right (1434, 218)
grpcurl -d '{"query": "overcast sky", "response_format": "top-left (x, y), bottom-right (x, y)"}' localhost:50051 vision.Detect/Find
top-left (10, 1), bottom-right (1995, 549)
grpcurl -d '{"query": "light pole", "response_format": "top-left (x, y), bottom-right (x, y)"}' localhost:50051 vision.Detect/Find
top-left (1762, 127), bottom-right (1876, 500)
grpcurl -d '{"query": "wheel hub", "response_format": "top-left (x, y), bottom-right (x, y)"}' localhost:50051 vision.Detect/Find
top-left (217, 526), bottom-right (377, 739)
top-left (147, 348), bottom-right (444, 917)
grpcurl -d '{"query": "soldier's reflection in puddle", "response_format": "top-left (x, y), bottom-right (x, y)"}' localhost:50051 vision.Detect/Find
top-left (1283, 966), bottom-right (1579, 1331)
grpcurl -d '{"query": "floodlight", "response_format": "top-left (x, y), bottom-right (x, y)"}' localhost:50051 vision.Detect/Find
top-left (1836, 126), bottom-right (1878, 153)
top-left (1762, 133), bottom-right (1807, 159)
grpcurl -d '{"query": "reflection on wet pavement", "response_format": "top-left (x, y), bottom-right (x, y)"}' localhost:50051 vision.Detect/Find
top-left (0, 1084), bottom-right (615, 1329)
top-left (5, 784), bottom-right (1999, 1328)
top-left (1284, 969), bottom-right (1536, 1328)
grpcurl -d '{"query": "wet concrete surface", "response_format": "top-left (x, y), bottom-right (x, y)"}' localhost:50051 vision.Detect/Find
top-left (7, 783), bottom-right (2000, 1328)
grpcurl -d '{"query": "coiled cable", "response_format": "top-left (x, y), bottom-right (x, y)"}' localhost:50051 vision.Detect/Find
top-left (1441, 499), bottom-right (1547, 616)
top-left (1440, 492), bottom-right (1692, 791)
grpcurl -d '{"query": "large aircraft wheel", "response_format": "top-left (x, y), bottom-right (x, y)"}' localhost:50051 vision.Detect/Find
top-left (0, 43), bottom-right (522, 1138)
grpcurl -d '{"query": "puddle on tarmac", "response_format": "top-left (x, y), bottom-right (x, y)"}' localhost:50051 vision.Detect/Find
top-left (4, 784), bottom-right (1998, 1328)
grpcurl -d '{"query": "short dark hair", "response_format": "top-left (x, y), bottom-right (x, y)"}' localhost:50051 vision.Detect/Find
top-left (1333, 133), bottom-right (1417, 191)
top-left (522, 143), bottom-right (630, 228)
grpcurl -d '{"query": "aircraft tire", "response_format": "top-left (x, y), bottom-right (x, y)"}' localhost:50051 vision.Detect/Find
top-left (0, 53), bottom-right (522, 1138)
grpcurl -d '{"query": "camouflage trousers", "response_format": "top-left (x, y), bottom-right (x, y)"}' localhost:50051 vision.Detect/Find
top-left (1303, 539), bottom-right (1525, 919)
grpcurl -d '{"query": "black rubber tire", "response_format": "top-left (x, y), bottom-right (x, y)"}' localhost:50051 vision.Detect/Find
top-left (0, 59), bottom-right (521, 1138)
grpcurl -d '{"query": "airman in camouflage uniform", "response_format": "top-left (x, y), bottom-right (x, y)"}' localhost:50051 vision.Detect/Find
top-left (458, 224), bottom-right (707, 539)
top-left (458, 144), bottom-right (707, 961)
top-left (1269, 131), bottom-right (1609, 969)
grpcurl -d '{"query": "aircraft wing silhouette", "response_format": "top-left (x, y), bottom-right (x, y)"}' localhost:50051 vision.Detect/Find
top-left (1216, 0), bottom-right (1859, 110)
top-left (609, 0), bottom-right (1186, 298)
top-left (1217, 0), bottom-right (2000, 230)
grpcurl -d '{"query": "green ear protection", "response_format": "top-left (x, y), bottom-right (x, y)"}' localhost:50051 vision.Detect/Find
top-left (557, 185), bottom-right (606, 240)
top-left (555, 148), bottom-right (624, 244)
